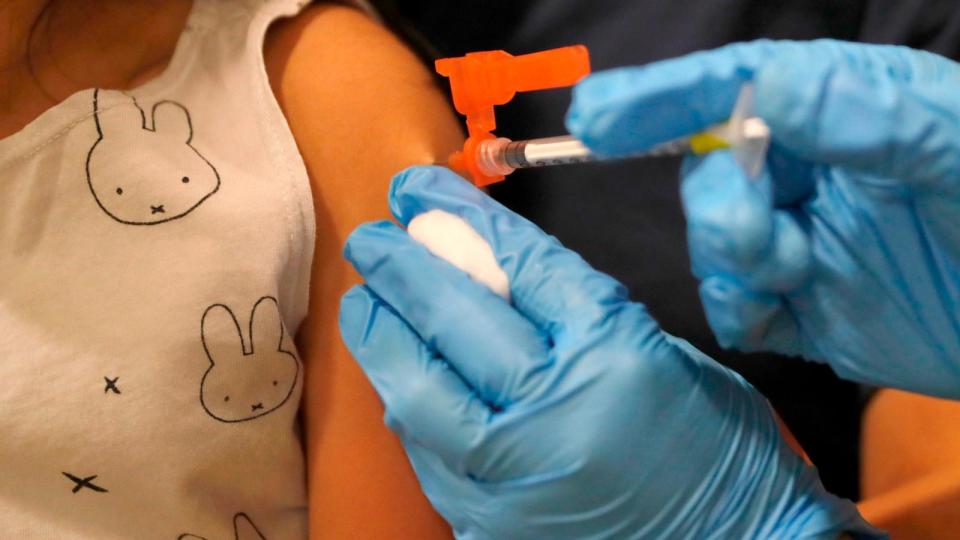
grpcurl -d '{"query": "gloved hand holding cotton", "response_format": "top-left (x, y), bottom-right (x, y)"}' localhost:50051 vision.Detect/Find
top-left (337, 166), bottom-right (880, 539)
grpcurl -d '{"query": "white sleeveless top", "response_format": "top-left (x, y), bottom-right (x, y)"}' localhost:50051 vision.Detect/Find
top-left (0, 1), bottom-right (324, 537)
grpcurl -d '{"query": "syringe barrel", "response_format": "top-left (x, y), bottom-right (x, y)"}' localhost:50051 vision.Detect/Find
top-left (499, 134), bottom-right (697, 170)
top-left (472, 129), bottom-right (728, 178)
top-left (474, 136), bottom-right (596, 178)
top-left (503, 136), bottom-right (595, 168)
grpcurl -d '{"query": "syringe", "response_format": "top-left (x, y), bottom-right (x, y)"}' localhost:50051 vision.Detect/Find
top-left (436, 45), bottom-right (771, 186)
top-left (472, 87), bottom-right (771, 180)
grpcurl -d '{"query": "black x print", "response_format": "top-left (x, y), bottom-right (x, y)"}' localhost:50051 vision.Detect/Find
top-left (104, 376), bottom-right (121, 394)
top-left (63, 472), bottom-right (108, 493)
top-left (151, 204), bottom-right (166, 214)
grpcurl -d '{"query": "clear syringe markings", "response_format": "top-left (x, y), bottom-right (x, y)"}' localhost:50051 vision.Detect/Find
top-left (473, 85), bottom-right (772, 180)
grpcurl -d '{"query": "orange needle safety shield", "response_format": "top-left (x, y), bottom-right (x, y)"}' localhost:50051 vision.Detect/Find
top-left (435, 46), bottom-right (591, 186)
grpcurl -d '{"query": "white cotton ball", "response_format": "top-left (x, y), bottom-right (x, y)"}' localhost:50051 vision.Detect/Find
top-left (407, 209), bottom-right (510, 301)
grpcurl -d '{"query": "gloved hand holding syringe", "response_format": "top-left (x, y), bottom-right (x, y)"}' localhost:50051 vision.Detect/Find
top-left (436, 45), bottom-right (771, 185)
top-left (437, 40), bottom-right (960, 398)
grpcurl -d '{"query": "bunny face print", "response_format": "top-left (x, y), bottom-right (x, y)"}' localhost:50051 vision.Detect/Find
top-left (86, 89), bottom-right (220, 225)
top-left (200, 297), bottom-right (300, 423)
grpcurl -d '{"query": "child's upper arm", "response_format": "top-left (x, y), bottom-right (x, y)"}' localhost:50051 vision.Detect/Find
top-left (264, 4), bottom-right (462, 538)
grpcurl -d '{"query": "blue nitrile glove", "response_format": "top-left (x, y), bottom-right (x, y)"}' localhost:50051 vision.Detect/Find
top-left (338, 166), bottom-right (881, 539)
top-left (567, 39), bottom-right (960, 398)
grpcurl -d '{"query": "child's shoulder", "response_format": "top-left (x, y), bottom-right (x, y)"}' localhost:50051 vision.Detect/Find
top-left (263, 2), bottom-right (462, 225)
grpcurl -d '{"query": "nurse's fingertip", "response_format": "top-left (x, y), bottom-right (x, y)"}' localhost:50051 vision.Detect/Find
top-left (343, 220), bottom-right (405, 272)
top-left (566, 72), bottom-right (614, 131)
top-left (389, 165), bottom-right (482, 225)
top-left (389, 166), bottom-right (439, 224)
top-left (566, 68), bottom-right (660, 155)
top-left (338, 285), bottom-right (377, 351)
